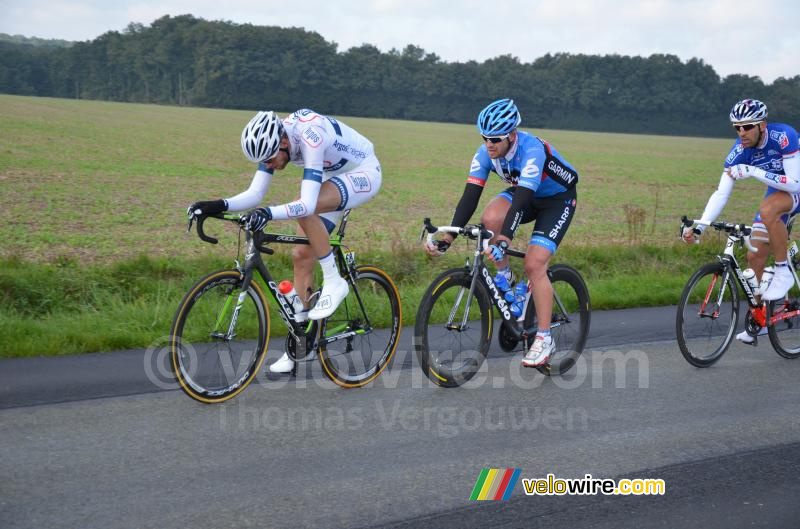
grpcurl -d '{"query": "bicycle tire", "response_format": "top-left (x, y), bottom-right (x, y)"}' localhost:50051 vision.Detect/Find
top-left (766, 292), bottom-right (800, 360)
top-left (522, 264), bottom-right (591, 376)
top-left (170, 269), bottom-right (270, 403)
top-left (676, 262), bottom-right (738, 367)
top-left (414, 268), bottom-right (493, 388)
top-left (317, 266), bottom-right (402, 388)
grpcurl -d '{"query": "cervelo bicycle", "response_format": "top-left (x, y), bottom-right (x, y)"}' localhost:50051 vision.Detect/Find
top-left (676, 216), bottom-right (800, 367)
top-left (170, 210), bottom-right (402, 403)
top-left (414, 218), bottom-right (590, 387)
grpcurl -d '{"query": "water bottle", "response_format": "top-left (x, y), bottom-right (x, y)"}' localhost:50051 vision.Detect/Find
top-left (742, 268), bottom-right (759, 294)
top-left (278, 280), bottom-right (306, 321)
top-left (494, 273), bottom-right (512, 295)
top-left (759, 266), bottom-right (775, 295)
top-left (510, 281), bottom-right (528, 318)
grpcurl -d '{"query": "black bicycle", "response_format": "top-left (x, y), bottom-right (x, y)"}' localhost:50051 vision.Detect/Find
top-left (414, 218), bottom-right (590, 387)
top-left (677, 216), bottom-right (800, 367)
top-left (170, 211), bottom-right (402, 403)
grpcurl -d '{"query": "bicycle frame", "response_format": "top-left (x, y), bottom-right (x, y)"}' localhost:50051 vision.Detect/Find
top-left (683, 216), bottom-right (800, 328)
top-left (194, 211), bottom-right (373, 349)
top-left (421, 218), bottom-right (573, 342)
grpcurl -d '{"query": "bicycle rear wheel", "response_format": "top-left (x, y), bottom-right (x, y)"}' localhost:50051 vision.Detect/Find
top-left (170, 270), bottom-right (270, 403)
top-left (767, 284), bottom-right (800, 359)
top-left (414, 268), bottom-right (493, 388)
top-left (523, 264), bottom-right (591, 376)
top-left (317, 266), bottom-right (402, 388)
top-left (676, 263), bottom-right (738, 367)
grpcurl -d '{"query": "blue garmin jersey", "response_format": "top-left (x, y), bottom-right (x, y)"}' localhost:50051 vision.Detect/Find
top-left (467, 131), bottom-right (578, 196)
top-left (724, 123), bottom-right (799, 177)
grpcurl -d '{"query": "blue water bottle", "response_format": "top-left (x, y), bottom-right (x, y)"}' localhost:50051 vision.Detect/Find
top-left (494, 273), bottom-right (512, 296)
top-left (510, 281), bottom-right (528, 318)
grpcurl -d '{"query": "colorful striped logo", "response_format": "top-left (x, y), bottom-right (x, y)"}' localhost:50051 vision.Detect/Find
top-left (469, 469), bottom-right (521, 500)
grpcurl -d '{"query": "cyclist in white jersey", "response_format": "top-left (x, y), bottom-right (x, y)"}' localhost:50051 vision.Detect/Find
top-left (188, 109), bottom-right (382, 373)
top-left (684, 99), bottom-right (800, 343)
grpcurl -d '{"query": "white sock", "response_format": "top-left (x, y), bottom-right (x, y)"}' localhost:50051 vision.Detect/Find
top-left (319, 251), bottom-right (339, 282)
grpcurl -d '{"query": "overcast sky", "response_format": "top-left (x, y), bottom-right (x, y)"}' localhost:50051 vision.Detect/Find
top-left (2, 0), bottom-right (798, 83)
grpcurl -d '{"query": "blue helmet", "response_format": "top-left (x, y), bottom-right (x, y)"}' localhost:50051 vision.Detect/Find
top-left (729, 99), bottom-right (767, 124)
top-left (477, 98), bottom-right (521, 136)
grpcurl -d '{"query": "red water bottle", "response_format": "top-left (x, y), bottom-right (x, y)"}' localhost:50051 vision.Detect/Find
top-left (279, 280), bottom-right (306, 320)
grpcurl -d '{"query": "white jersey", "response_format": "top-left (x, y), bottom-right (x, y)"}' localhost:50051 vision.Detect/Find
top-left (224, 109), bottom-right (381, 224)
top-left (282, 109), bottom-right (375, 180)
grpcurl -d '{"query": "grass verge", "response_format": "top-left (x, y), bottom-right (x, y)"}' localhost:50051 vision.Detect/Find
top-left (1, 242), bottom-right (725, 358)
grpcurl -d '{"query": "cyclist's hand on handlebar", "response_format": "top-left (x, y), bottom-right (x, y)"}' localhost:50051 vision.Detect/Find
top-left (240, 207), bottom-right (272, 232)
top-left (424, 234), bottom-right (453, 257)
top-left (485, 239), bottom-right (509, 262)
top-left (187, 199), bottom-right (227, 218)
top-left (681, 225), bottom-right (702, 244)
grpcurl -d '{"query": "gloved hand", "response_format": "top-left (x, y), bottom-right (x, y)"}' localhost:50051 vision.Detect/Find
top-left (187, 199), bottom-right (227, 217)
top-left (728, 164), bottom-right (756, 181)
top-left (241, 207), bottom-right (272, 232)
top-left (486, 240), bottom-right (509, 262)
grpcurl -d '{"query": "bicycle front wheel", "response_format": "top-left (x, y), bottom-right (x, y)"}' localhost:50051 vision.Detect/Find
top-left (318, 266), bottom-right (402, 388)
top-left (676, 263), bottom-right (738, 367)
top-left (414, 268), bottom-right (493, 388)
top-left (170, 270), bottom-right (270, 403)
top-left (523, 264), bottom-right (591, 376)
top-left (767, 286), bottom-right (800, 359)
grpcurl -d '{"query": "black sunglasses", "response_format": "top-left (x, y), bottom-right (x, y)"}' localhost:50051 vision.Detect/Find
top-left (733, 123), bottom-right (759, 132)
top-left (481, 134), bottom-right (509, 144)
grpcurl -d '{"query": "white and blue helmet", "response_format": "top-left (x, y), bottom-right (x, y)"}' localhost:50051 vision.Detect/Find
top-left (241, 111), bottom-right (284, 163)
top-left (477, 98), bottom-right (521, 136)
top-left (729, 99), bottom-right (768, 124)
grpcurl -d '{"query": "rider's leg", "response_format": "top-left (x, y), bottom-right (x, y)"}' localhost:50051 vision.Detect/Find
top-left (269, 183), bottom-right (345, 373)
top-left (306, 165), bottom-right (382, 320)
top-left (760, 191), bottom-right (795, 300)
top-left (520, 190), bottom-right (576, 367)
top-left (524, 245), bottom-right (553, 334)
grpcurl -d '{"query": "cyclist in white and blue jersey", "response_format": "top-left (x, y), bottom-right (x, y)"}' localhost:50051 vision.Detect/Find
top-left (684, 99), bottom-right (800, 343)
top-left (425, 98), bottom-right (579, 367)
top-left (188, 109), bottom-right (382, 373)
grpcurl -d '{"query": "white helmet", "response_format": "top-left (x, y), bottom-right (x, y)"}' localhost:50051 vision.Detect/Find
top-left (241, 111), bottom-right (284, 163)
top-left (729, 99), bottom-right (768, 125)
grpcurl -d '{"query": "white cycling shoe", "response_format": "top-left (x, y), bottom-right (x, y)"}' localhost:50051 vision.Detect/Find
top-left (308, 276), bottom-right (349, 320)
top-left (522, 335), bottom-right (554, 367)
top-left (269, 353), bottom-right (294, 374)
top-left (736, 327), bottom-right (767, 344)
top-left (269, 349), bottom-right (317, 373)
top-left (761, 266), bottom-right (794, 301)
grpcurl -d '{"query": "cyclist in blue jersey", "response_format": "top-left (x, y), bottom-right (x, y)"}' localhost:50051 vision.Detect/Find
top-left (425, 99), bottom-right (579, 367)
top-left (683, 99), bottom-right (800, 343)
top-left (188, 110), bottom-right (382, 372)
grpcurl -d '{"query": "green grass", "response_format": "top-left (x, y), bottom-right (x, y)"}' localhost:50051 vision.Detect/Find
top-left (0, 94), bottom-right (771, 357)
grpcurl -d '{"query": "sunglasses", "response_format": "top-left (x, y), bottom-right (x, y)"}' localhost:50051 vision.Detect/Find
top-left (481, 134), bottom-right (509, 144)
top-left (733, 123), bottom-right (760, 132)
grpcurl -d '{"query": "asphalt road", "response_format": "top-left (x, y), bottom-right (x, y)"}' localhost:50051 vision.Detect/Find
top-left (2, 305), bottom-right (800, 529)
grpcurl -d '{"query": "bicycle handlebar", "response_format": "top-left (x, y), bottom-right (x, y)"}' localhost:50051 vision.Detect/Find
top-left (189, 213), bottom-right (274, 254)
top-left (681, 215), bottom-right (757, 253)
top-left (422, 218), bottom-right (493, 252)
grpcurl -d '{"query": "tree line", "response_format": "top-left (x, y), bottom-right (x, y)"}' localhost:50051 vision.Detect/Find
top-left (1, 14), bottom-right (798, 136)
